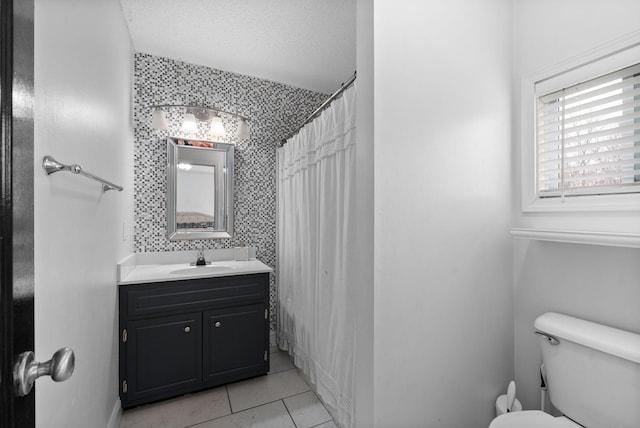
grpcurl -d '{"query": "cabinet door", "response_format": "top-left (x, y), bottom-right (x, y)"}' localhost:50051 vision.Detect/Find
top-left (203, 304), bottom-right (268, 386)
top-left (125, 312), bottom-right (202, 405)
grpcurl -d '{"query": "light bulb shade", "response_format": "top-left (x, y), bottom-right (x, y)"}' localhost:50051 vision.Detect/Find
top-left (151, 108), bottom-right (168, 130)
top-left (209, 115), bottom-right (227, 137)
top-left (181, 113), bottom-right (198, 134)
top-left (237, 118), bottom-right (250, 139)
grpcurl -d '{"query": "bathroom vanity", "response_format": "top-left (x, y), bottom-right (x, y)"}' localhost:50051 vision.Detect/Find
top-left (117, 255), bottom-right (272, 408)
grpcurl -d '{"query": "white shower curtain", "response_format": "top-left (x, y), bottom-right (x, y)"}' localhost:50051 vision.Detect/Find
top-left (277, 85), bottom-right (356, 428)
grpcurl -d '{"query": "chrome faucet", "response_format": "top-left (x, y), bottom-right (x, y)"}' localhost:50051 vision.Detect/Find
top-left (195, 248), bottom-right (207, 266)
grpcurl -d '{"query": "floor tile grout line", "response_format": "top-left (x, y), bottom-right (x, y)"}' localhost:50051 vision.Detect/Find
top-left (309, 422), bottom-right (334, 428)
top-left (268, 365), bottom-right (296, 375)
top-left (225, 366), bottom-right (304, 410)
top-left (179, 387), bottom-right (234, 428)
top-left (178, 368), bottom-right (307, 426)
top-left (129, 365), bottom-right (336, 428)
top-left (126, 388), bottom-right (336, 428)
top-left (228, 367), bottom-right (337, 425)
top-left (230, 365), bottom-right (298, 386)
top-left (291, 370), bottom-right (339, 426)
top-left (282, 389), bottom-right (313, 401)
top-left (282, 389), bottom-right (335, 428)
top-left (183, 397), bottom-right (300, 428)
top-left (308, 389), bottom-right (334, 423)
top-left (281, 398), bottom-right (299, 428)
top-left (303, 396), bottom-right (335, 427)
top-left (225, 387), bottom-right (310, 415)
top-left (225, 384), bottom-right (233, 414)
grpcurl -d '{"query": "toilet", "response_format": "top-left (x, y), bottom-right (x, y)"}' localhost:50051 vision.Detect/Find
top-left (489, 312), bottom-right (640, 428)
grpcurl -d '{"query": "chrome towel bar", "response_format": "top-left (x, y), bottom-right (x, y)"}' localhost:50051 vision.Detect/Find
top-left (42, 156), bottom-right (123, 192)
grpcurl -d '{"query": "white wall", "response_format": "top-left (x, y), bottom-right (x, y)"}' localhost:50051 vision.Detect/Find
top-left (354, 1), bottom-right (374, 427)
top-left (34, 0), bottom-right (133, 427)
top-left (512, 0), bottom-right (640, 411)
top-left (372, 1), bottom-right (514, 426)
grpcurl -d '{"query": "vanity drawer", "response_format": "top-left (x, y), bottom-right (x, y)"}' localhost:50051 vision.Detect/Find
top-left (122, 273), bottom-right (269, 318)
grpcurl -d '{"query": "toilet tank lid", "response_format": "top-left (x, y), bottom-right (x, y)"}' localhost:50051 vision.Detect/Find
top-left (534, 312), bottom-right (640, 364)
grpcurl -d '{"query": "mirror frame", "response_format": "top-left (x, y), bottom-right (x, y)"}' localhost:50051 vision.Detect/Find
top-left (166, 137), bottom-right (234, 240)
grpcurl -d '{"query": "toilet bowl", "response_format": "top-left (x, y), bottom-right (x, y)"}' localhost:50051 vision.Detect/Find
top-left (489, 411), bottom-right (582, 428)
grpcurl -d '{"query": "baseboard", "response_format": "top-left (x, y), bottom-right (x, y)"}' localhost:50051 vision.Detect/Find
top-left (106, 398), bottom-right (122, 428)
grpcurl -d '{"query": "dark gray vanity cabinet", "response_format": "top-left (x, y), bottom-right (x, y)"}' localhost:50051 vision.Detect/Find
top-left (119, 273), bottom-right (270, 408)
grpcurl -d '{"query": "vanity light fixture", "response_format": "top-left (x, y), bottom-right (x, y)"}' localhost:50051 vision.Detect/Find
top-left (237, 117), bottom-right (250, 140)
top-left (209, 112), bottom-right (227, 138)
top-left (149, 104), bottom-right (250, 140)
top-left (180, 113), bottom-right (198, 134)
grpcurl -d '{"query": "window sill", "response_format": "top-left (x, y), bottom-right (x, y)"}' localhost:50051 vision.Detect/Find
top-left (510, 228), bottom-right (640, 249)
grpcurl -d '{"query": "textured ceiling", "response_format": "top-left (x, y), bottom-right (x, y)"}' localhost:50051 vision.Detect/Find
top-left (119, 0), bottom-right (356, 94)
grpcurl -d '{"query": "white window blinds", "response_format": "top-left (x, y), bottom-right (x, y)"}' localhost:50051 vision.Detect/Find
top-left (536, 62), bottom-right (640, 198)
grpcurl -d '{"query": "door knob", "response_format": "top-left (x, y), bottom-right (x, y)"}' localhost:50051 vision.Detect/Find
top-left (13, 347), bottom-right (75, 397)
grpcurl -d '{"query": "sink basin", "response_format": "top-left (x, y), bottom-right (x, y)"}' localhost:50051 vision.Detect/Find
top-left (169, 265), bottom-right (233, 275)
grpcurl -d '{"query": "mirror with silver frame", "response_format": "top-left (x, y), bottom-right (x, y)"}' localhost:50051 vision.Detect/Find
top-left (167, 137), bottom-right (234, 240)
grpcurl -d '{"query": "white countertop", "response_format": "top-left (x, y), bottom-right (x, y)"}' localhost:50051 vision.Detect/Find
top-left (117, 250), bottom-right (273, 285)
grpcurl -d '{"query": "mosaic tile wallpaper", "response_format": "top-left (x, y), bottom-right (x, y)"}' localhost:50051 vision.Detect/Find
top-left (133, 53), bottom-right (327, 326)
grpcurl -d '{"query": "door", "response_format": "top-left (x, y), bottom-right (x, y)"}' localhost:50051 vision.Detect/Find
top-left (203, 304), bottom-right (268, 386)
top-left (1, 0), bottom-right (36, 426)
top-left (124, 313), bottom-right (203, 407)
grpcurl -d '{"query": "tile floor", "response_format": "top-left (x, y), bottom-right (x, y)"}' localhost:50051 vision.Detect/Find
top-left (119, 348), bottom-right (337, 428)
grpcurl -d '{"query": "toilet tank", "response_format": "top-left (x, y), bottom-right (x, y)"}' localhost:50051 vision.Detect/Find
top-left (534, 312), bottom-right (640, 428)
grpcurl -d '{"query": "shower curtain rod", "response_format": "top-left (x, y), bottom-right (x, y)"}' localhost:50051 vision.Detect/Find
top-left (279, 71), bottom-right (357, 147)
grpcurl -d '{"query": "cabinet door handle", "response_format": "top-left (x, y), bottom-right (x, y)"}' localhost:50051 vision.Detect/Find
top-left (184, 326), bottom-right (191, 333)
top-left (214, 321), bottom-right (221, 328)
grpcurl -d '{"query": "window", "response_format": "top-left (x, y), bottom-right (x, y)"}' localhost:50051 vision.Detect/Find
top-left (521, 37), bottom-right (640, 212)
top-left (536, 63), bottom-right (640, 199)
